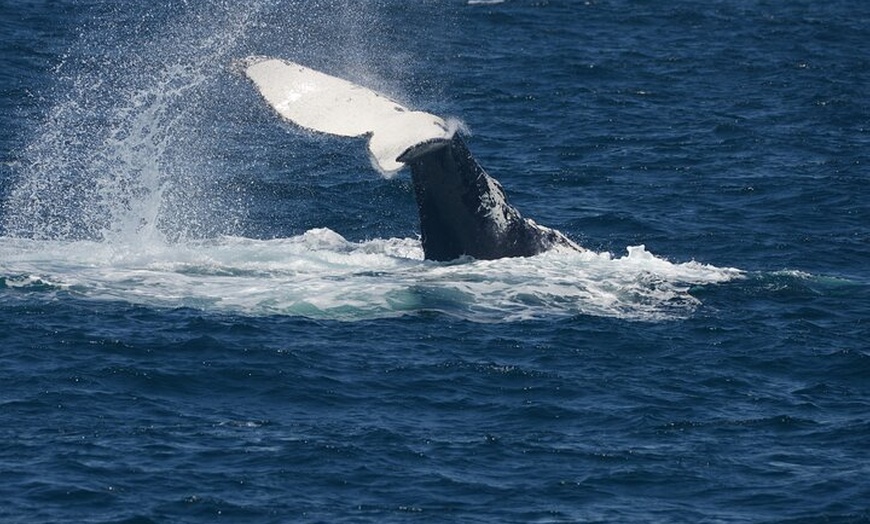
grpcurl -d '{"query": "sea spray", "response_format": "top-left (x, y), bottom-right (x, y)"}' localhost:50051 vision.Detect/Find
top-left (1, 0), bottom-right (453, 245)
top-left (1, 1), bottom-right (274, 244)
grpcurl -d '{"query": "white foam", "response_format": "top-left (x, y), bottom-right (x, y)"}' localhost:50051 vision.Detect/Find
top-left (0, 233), bottom-right (742, 322)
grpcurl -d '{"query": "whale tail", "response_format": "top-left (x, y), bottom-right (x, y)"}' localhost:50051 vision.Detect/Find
top-left (240, 57), bottom-right (581, 261)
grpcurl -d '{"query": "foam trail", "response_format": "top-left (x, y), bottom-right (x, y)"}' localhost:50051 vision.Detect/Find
top-left (0, 232), bottom-right (743, 322)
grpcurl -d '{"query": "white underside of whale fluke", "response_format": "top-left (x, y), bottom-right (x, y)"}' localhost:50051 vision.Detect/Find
top-left (241, 57), bottom-right (452, 174)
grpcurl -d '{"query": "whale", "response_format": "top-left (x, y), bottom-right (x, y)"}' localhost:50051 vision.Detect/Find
top-left (240, 57), bottom-right (582, 261)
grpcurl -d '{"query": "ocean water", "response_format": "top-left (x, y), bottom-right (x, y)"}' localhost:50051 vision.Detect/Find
top-left (1, 0), bottom-right (868, 522)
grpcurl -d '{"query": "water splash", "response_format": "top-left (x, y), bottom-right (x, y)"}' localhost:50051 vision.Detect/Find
top-left (1, 0), bottom-right (447, 246)
top-left (1, 1), bottom-right (274, 244)
top-left (0, 1), bottom-right (742, 322)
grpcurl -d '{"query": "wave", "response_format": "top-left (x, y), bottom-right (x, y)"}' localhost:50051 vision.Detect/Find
top-left (0, 231), bottom-right (741, 322)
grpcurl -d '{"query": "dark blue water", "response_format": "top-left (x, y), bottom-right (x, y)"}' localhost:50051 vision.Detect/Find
top-left (2, 1), bottom-right (869, 522)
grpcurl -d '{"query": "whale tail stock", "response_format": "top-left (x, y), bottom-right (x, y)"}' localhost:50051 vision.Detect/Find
top-left (398, 136), bottom-right (579, 261)
top-left (240, 57), bottom-right (581, 261)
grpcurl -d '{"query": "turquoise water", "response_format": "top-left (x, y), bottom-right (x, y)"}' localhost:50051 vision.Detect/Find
top-left (2, 1), bottom-right (868, 522)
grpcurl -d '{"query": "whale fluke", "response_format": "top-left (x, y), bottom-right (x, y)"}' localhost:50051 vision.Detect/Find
top-left (241, 57), bottom-right (451, 174)
top-left (240, 57), bottom-right (582, 261)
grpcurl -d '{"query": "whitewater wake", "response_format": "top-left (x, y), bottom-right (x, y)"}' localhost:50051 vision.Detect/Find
top-left (0, 231), bottom-right (741, 322)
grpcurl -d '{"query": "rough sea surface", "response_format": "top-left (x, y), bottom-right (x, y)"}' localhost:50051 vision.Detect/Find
top-left (1, 1), bottom-right (868, 522)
